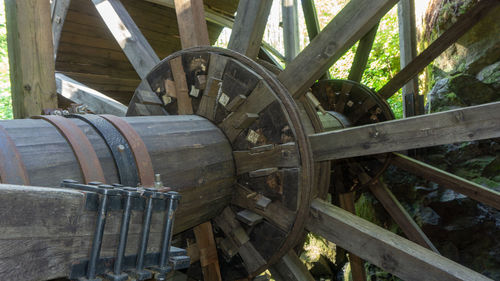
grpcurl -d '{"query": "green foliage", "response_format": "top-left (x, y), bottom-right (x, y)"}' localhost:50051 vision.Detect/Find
top-left (0, 1), bottom-right (12, 120)
top-left (328, 7), bottom-right (404, 119)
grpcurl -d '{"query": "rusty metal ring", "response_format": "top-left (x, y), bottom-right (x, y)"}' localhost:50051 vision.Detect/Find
top-left (100, 115), bottom-right (154, 187)
top-left (0, 124), bottom-right (30, 185)
top-left (33, 115), bottom-right (106, 184)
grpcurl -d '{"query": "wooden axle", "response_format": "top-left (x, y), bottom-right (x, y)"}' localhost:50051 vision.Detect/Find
top-left (0, 115), bottom-right (234, 280)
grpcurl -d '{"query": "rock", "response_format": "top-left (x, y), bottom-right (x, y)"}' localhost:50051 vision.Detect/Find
top-left (425, 78), bottom-right (466, 113)
top-left (482, 156), bottom-right (500, 178)
top-left (448, 74), bottom-right (499, 105)
top-left (309, 255), bottom-right (334, 278)
top-left (477, 61), bottom-right (500, 89)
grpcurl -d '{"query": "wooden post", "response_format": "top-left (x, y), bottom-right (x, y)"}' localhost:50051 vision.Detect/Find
top-left (51, 0), bottom-right (71, 59)
top-left (282, 0), bottom-right (300, 63)
top-left (5, 0), bottom-right (58, 118)
top-left (398, 0), bottom-right (422, 117)
top-left (174, 0), bottom-right (210, 49)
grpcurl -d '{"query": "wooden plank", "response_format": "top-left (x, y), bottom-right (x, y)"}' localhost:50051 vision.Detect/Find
top-left (378, 0), bottom-right (499, 100)
top-left (5, 0), bottom-right (58, 118)
top-left (193, 222), bottom-right (222, 281)
top-left (368, 180), bottom-right (439, 253)
top-left (170, 56), bottom-right (193, 114)
top-left (92, 0), bottom-right (160, 79)
top-left (309, 101), bottom-right (500, 161)
top-left (282, 0), bottom-right (300, 62)
top-left (233, 143), bottom-right (299, 175)
top-left (338, 192), bottom-right (366, 281)
top-left (398, 0), bottom-right (420, 117)
top-left (348, 23), bottom-right (378, 83)
top-left (269, 250), bottom-right (315, 281)
top-left (173, 0), bottom-right (210, 49)
top-left (55, 73), bottom-right (127, 116)
top-left (307, 199), bottom-right (493, 281)
top-left (51, 0), bottom-right (72, 58)
top-left (227, 0), bottom-right (272, 59)
top-left (392, 153), bottom-right (500, 210)
top-left (278, 0), bottom-right (398, 98)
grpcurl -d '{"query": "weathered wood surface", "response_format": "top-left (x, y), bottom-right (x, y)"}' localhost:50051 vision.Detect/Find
top-left (278, 0), bottom-right (398, 98)
top-left (233, 143), bottom-right (299, 175)
top-left (310, 101), bottom-right (500, 161)
top-left (378, 0), bottom-right (499, 99)
top-left (269, 250), bottom-right (315, 281)
top-left (51, 0), bottom-right (72, 58)
top-left (392, 153), bottom-right (500, 210)
top-left (228, 0), bottom-right (272, 59)
top-left (5, 0), bottom-right (58, 118)
top-left (0, 116), bottom-right (235, 280)
top-left (56, 73), bottom-right (127, 116)
top-left (348, 23), bottom-right (378, 83)
top-left (307, 199), bottom-right (493, 281)
top-left (92, 0), bottom-right (160, 79)
top-left (368, 180), bottom-right (439, 253)
top-left (174, 0), bottom-right (210, 49)
top-left (170, 56), bottom-right (193, 114)
top-left (282, 0), bottom-right (300, 62)
top-left (193, 222), bottom-right (222, 281)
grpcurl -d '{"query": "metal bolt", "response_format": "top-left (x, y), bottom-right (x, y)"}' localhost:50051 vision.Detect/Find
top-left (117, 144), bottom-right (125, 152)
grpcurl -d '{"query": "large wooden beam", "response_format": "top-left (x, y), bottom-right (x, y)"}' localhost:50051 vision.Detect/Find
top-left (269, 250), bottom-right (315, 281)
top-left (193, 222), bottom-right (222, 281)
top-left (307, 199), bottom-right (493, 281)
top-left (392, 153), bottom-right (500, 210)
top-left (227, 0), bottom-right (272, 59)
top-left (92, 0), bottom-right (160, 79)
top-left (378, 0), bottom-right (499, 99)
top-left (5, 0), bottom-right (58, 118)
top-left (55, 73), bottom-right (127, 116)
top-left (309, 101), bottom-right (500, 161)
top-left (282, 0), bottom-right (300, 63)
top-left (173, 0), bottom-right (210, 49)
top-left (51, 0), bottom-right (71, 58)
top-left (278, 0), bottom-right (398, 98)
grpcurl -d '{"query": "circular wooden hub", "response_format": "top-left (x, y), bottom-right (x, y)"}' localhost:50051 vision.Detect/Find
top-left (310, 79), bottom-right (394, 193)
top-left (127, 47), bottom-right (314, 277)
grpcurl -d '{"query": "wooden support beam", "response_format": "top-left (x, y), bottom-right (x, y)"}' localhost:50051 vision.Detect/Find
top-left (348, 23), bottom-right (378, 83)
top-left (92, 0), bottom-right (160, 79)
top-left (378, 0), bottom-right (499, 100)
top-left (5, 0), bottom-right (58, 118)
top-left (392, 153), bottom-right (500, 210)
top-left (193, 222), bottom-right (222, 281)
top-left (173, 0), bottom-right (210, 49)
top-left (227, 0), bottom-right (272, 59)
top-left (398, 0), bottom-right (420, 117)
top-left (368, 180), bottom-right (439, 253)
top-left (55, 73), bottom-right (127, 116)
top-left (51, 0), bottom-right (71, 59)
top-left (282, 0), bottom-right (300, 62)
top-left (269, 250), bottom-right (315, 281)
top-left (309, 101), bottom-right (500, 161)
top-left (278, 0), bottom-right (398, 98)
top-left (307, 199), bottom-right (493, 281)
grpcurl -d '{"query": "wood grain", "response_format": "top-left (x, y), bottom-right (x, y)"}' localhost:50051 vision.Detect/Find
top-left (173, 0), bottom-right (210, 49)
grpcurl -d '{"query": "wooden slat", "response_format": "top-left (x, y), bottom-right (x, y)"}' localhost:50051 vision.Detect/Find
top-left (193, 222), bottom-right (222, 281)
top-left (227, 0), bottom-right (272, 59)
top-left (269, 250), bottom-right (315, 281)
top-left (56, 73), bottom-right (127, 116)
top-left (170, 56), bottom-right (193, 114)
top-left (92, 0), bottom-right (160, 79)
top-left (5, 0), bottom-right (58, 118)
top-left (378, 0), bottom-right (499, 99)
top-left (233, 143), bottom-right (299, 175)
top-left (368, 180), bottom-right (439, 253)
top-left (173, 0), bottom-right (210, 49)
top-left (348, 23), bottom-right (378, 83)
top-left (277, 0), bottom-right (398, 98)
top-left (51, 0), bottom-right (72, 58)
top-left (392, 152), bottom-right (500, 210)
top-left (307, 199), bottom-right (493, 281)
top-left (309, 101), bottom-right (500, 161)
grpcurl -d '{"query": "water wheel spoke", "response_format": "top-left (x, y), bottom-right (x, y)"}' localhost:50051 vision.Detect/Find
top-left (347, 22), bottom-right (379, 84)
top-left (173, 0), bottom-right (210, 49)
top-left (227, 0), bottom-right (273, 59)
top-left (377, 0), bottom-right (499, 100)
top-left (307, 199), bottom-right (493, 281)
top-left (269, 250), bottom-right (316, 281)
top-left (309, 101), bottom-right (500, 161)
top-left (392, 152), bottom-right (500, 210)
top-left (277, 0), bottom-right (397, 99)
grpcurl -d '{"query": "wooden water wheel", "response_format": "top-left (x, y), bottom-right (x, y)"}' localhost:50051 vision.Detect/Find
top-left (1, 0), bottom-right (500, 280)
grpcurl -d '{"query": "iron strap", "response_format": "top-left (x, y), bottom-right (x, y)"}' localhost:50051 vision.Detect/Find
top-left (100, 115), bottom-right (155, 187)
top-left (33, 115), bottom-right (106, 184)
top-left (69, 114), bottom-right (140, 187)
top-left (0, 124), bottom-right (29, 185)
